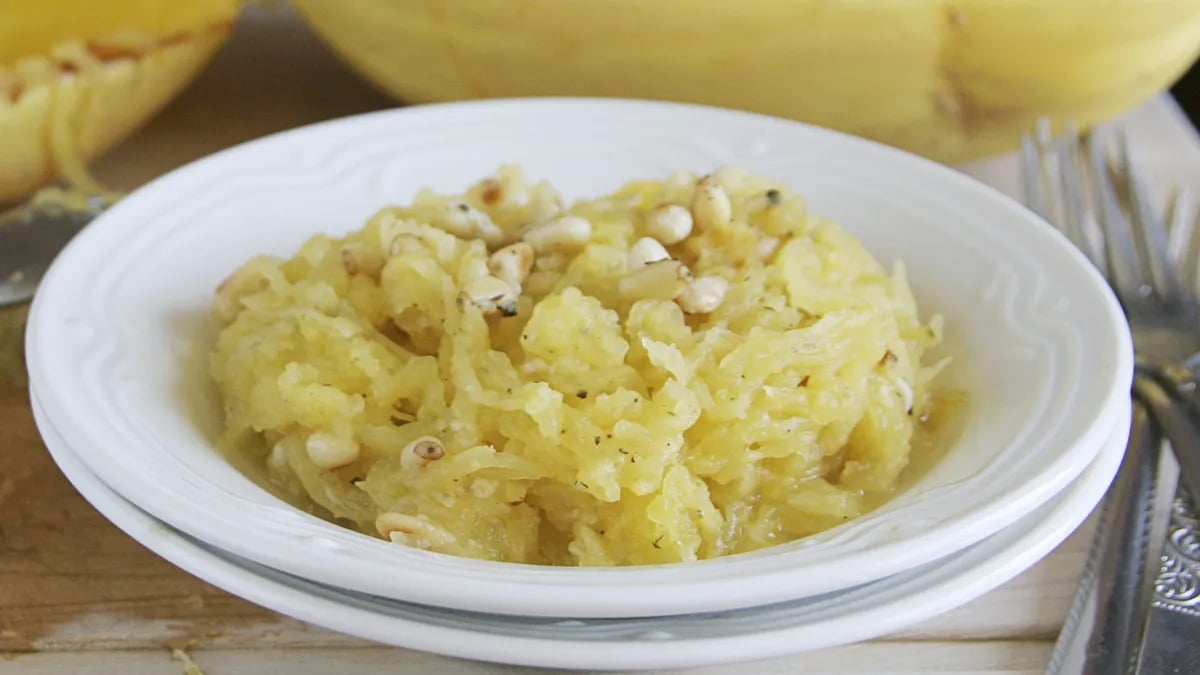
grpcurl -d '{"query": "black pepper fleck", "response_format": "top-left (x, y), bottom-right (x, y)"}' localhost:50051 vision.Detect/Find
top-left (576, 390), bottom-right (588, 399)
top-left (765, 189), bottom-right (782, 205)
top-left (652, 535), bottom-right (663, 549)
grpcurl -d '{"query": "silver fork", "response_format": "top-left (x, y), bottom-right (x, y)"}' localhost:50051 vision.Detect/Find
top-left (1023, 122), bottom-right (1200, 505)
top-left (1020, 122), bottom-right (1200, 675)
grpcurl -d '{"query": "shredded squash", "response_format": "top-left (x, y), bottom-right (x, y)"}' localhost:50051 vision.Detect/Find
top-left (210, 166), bottom-right (947, 566)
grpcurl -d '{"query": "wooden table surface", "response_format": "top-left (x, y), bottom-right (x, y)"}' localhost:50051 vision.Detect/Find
top-left (3, 4), bottom-right (1200, 674)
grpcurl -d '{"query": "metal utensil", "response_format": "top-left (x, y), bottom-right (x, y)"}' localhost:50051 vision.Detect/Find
top-left (1126, 181), bottom-right (1200, 675)
top-left (0, 188), bottom-right (112, 308)
top-left (1025, 120), bottom-right (1200, 674)
top-left (1044, 403), bottom-right (1162, 675)
top-left (1088, 129), bottom-right (1200, 501)
top-left (1134, 483), bottom-right (1200, 674)
top-left (1022, 123), bottom-right (1166, 675)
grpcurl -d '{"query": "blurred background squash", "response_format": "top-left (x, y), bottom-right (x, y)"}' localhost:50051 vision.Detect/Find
top-left (0, 0), bottom-right (242, 203)
top-left (290, 0), bottom-right (1200, 163)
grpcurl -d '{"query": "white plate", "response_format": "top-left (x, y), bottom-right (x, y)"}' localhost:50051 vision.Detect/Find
top-left (33, 387), bottom-right (1128, 670)
top-left (25, 98), bottom-right (1132, 618)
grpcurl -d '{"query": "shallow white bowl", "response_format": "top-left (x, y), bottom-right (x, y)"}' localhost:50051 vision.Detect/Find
top-left (32, 386), bottom-right (1128, 670)
top-left (26, 98), bottom-right (1132, 619)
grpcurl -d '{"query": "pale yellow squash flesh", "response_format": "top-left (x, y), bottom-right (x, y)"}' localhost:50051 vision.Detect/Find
top-left (0, 0), bottom-right (239, 65)
top-left (291, 0), bottom-right (1200, 162)
top-left (0, 1), bottom-right (240, 203)
top-left (209, 167), bottom-right (951, 566)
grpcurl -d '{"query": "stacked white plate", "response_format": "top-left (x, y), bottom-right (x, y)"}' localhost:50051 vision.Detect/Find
top-left (25, 99), bottom-right (1133, 670)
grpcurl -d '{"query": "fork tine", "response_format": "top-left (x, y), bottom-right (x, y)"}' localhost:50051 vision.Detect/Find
top-left (1020, 121), bottom-right (1107, 272)
top-left (1020, 135), bottom-right (1052, 223)
top-left (1117, 130), bottom-right (1188, 304)
top-left (1084, 128), bottom-right (1147, 306)
top-left (1165, 187), bottom-right (1200, 295)
top-left (1188, 198), bottom-right (1200, 297)
top-left (1055, 124), bottom-right (1108, 275)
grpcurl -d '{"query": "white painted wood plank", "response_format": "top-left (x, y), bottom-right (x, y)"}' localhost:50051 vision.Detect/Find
top-left (0, 642), bottom-right (1055, 675)
top-left (889, 519), bottom-right (1091, 640)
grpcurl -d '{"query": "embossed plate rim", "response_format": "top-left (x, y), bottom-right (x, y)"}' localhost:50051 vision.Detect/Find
top-left (25, 98), bottom-right (1133, 617)
top-left (31, 387), bottom-right (1130, 670)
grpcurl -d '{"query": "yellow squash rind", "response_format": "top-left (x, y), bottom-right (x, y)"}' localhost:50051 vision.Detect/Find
top-left (0, 0), bottom-right (240, 203)
top-left (291, 0), bottom-right (1200, 162)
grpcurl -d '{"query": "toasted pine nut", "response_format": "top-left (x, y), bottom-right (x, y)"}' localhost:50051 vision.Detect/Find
top-left (460, 276), bottom-right (518, 317)
top-left (677, 275), bottom-right (729, 314)
top-left (488, 242), bottom-right (535, 290)
top-left (399, 435), bottom-right (446, 471)
top-left (756, 236), bottom-right (781, 260)
top-left (268, 440), bottom-right (289, 470)
top-left (619, 259), bottom-right (691, 301)
top-left (411, 436), bottom-right (446, 460)
top-left (528, 185), bottom-right (563, 224)
top-left (389, 234), bottom-right (424, 256)
top-left (341, 243), bottom-right (384, 278)
top-left (628, 237), bottom-right (670, 270)
top-left (522, 215), bottom-right (592, 252)
top-left (691, 176), bottom-right (732, 230)
top-left (644, 204), bottom-right (693, 245)
top-left (305, 432), bottom-right (360, 469)
top-left (376, 512), bottom-right (457, 549)
top-left (479, 178), bottom-right (505, 206)
top-left (438, 202), bottom-right (505, 245)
